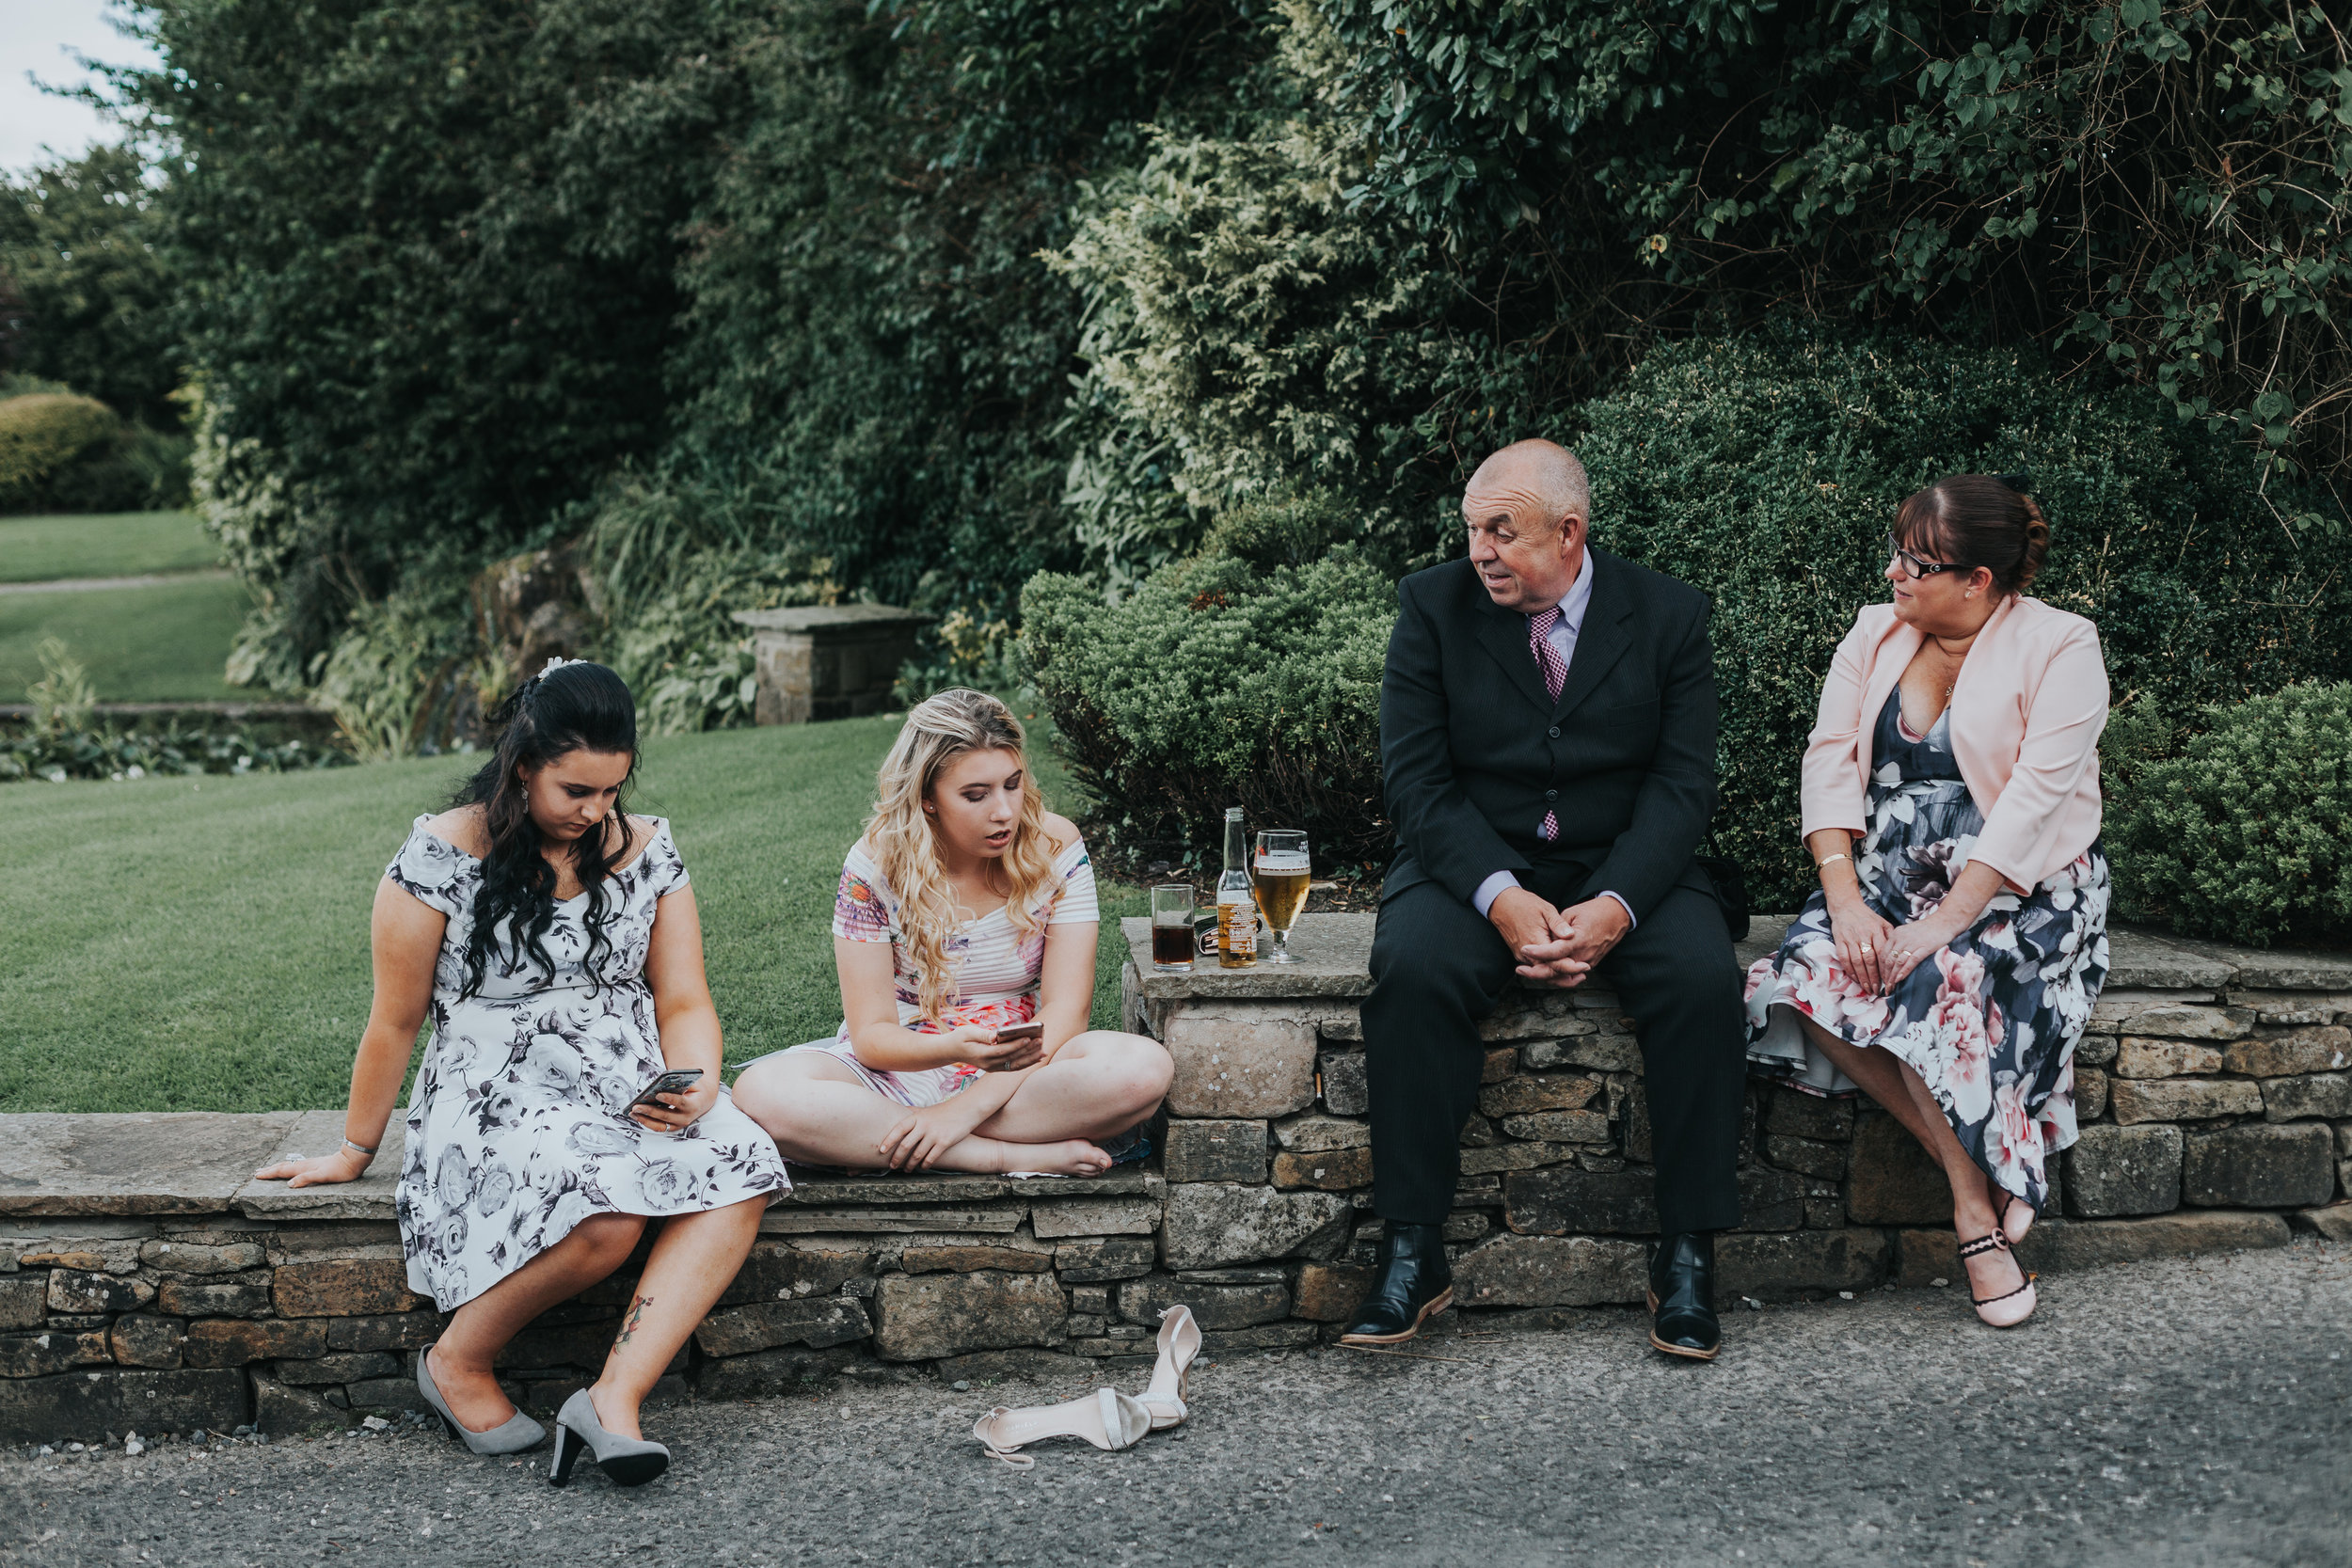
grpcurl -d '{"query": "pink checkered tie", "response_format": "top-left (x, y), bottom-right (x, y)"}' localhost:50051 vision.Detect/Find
top-left (1529, 607), bottom-right (1566, 842)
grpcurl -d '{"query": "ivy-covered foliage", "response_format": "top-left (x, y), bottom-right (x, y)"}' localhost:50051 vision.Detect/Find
top-left (605, 0), bottom-right (1264, 631)
top-left (1319, 0), bottom-right (2352, 494)
top-left (2104, 682), bottom-right (2352, 947)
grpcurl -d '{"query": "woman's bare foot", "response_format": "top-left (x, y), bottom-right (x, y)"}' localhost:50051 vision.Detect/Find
top-left (996, 1138), bottom-right (1114, 1177)
top-left (426, 1345), bottom-right (521, 1433)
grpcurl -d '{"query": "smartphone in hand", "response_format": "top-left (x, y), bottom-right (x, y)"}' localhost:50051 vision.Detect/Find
top-left (993, 1022), bottom-right (1044, 1043)
top-left (627, 1068), bottom-right (705, 1111)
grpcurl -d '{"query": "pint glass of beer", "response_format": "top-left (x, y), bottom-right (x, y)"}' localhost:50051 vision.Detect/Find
top-left (1150, 884), bottom-right (1198, 972)
top-left (1250, 831), bottom-right (1310, 964)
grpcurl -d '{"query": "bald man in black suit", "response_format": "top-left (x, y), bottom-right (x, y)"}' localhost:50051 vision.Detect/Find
top-left (1341, 440), bottom-right (1744, 1361)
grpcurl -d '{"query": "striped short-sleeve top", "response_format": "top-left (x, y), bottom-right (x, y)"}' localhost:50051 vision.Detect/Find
top-left (831, 833), bottom-right (1100, 1034)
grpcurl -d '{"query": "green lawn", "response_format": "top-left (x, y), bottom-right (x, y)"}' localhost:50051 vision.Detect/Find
top-left (0, 511), bottom-right (219, 582)
top-left (0, 715), bottom-right (1143, 1113)
top-left (0, 574), bottom-right (252, 702)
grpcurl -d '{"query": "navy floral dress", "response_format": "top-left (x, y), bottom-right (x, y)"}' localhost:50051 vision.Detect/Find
top-left (387, 816), bottom-right (790, 1310)
top-left (1744, 691), bottom-right (2111, 1212)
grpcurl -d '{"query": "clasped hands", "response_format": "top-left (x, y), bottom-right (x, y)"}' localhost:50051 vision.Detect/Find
top-left (1489, 887), bottom-right (1629, 989)
top-left (1827, 896), bottom-right (1964, 996)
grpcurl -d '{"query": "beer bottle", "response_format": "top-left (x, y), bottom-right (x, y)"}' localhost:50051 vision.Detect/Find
top-left (1216, 806), bottom-right (1258, 969)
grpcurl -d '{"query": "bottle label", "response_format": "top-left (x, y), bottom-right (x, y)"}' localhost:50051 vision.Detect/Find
top-left (1217, 893), bottom-right (1257, 958)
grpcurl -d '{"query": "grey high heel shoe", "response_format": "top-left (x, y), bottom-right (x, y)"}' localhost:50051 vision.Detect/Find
top-left (548, 1387), bottom-right (670, 1487)
top-left (416, 1348), bottom-right (546, 1455)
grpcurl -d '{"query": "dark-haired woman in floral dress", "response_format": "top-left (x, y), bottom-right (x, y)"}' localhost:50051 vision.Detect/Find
top-left (254, 661), bottom-right (787, 1482)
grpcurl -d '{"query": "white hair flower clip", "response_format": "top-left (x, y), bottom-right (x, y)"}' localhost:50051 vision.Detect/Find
top-left (537, 656), bottom-right (580, 679)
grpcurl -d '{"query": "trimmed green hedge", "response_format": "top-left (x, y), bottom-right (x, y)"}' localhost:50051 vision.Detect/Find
top-left (1582, 326), bottom-right (2351, 911)
top-left (1028, 325), bottom-right (2352, 922)
top-left (2104, 683), bottom-right (2352, 950)
top-left (1022, 490), bottom-right (1393, 867)
top-left (0, 392), bottom-right (189, 515)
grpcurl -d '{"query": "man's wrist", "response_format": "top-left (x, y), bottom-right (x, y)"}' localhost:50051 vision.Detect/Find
top-left (1472, 870), bottom-right (1522, 921)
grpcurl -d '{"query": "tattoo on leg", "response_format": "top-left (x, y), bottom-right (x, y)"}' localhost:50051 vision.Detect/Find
top-left (615, 1292), bottom-right (653, 1349)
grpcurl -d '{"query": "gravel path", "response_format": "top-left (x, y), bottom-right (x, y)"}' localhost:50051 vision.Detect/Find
top-left (5, 1240), bottom-right (2344, 1568)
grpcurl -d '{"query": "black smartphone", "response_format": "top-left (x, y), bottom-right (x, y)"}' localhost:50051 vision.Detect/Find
top-left (627, 1068), bottom-right (705, 1110)
top-left (993, 1022), bottom-right (1044, 1043)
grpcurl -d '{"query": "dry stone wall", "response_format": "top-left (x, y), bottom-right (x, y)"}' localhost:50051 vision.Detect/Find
top-left (4, 917), bottom-right (2347, 1446)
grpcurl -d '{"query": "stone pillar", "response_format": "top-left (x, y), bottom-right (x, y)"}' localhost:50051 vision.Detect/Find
top-left (729, 605), bottom-right (933, 725)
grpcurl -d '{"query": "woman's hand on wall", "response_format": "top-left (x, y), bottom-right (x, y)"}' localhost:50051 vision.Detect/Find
top-left (252, 1147), bottom-right (372, 1189)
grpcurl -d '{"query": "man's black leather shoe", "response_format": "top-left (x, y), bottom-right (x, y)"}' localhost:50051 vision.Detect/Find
top-left (1646, 1231), bottom-right (1721, 1360)
top-left (1339, 1222), bottom-right (1453, 1346)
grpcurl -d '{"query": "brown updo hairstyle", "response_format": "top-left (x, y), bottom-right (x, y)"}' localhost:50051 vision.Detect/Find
top-left (1891, 473), bottom-right (2051, 597)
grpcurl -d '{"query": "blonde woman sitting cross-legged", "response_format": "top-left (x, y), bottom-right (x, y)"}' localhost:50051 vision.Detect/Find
top-left (730, 689), bottom-right (1172, 1176)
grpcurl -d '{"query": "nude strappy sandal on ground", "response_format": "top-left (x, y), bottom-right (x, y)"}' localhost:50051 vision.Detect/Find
top-left (1139, 1305), bottom-right (1200, 1431)
top-left (972, 1387), bottom-right (1152, 1468)
top-left (1959, 1231), bottom-right (2038, 1328)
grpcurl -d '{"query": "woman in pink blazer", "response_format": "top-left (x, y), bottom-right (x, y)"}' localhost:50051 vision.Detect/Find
top-left (1745, 475), bottom-right (2111, 1328)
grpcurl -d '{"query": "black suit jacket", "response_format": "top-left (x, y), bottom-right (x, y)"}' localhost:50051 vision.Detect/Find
top-left (1379, 547), bottom-right (1719, 917)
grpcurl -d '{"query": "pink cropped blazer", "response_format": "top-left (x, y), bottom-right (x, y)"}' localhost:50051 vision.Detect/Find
top-left (1800, 594), bottom-right (2109, 894)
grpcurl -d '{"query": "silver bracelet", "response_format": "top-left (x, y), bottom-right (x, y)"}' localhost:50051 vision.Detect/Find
top-left (342, 1138), bottom-right (377, 1158)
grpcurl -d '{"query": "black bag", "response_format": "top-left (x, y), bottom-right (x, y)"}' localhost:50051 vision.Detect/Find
top-left (1694, 834), bottom-right (1751, 942)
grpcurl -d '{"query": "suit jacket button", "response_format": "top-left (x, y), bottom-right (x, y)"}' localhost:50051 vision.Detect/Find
top-left (1544, 788), bottom-right (1558, 800)
top-left (1547, 726), bottom-right (1561, 738)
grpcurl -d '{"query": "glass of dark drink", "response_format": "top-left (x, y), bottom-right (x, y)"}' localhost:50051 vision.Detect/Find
top-left (1151, 884), bottom-right (1197, 972)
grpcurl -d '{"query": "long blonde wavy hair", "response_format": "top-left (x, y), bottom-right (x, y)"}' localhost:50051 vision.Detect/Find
top-left (867, 689), bottom-right (1060, 1023)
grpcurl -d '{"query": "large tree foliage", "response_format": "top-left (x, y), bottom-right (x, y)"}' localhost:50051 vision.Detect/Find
top-left (0, 144), bottom-right (183, 427)
top-left (119, 0), bottom-right (737, 687)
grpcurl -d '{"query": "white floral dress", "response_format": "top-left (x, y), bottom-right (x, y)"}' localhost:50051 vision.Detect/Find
top-left (386, 816), bottom-right (790, 1311)
top-left (1744, 691), bottom-right (2110, 1212)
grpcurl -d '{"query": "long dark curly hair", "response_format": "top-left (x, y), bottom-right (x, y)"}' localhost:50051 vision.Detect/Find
top-left (451, 661), bottom-right (639, 999)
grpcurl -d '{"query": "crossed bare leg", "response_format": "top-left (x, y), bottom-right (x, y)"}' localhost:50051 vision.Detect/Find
top-left (731, 1030), bottom-right (1171, 1177)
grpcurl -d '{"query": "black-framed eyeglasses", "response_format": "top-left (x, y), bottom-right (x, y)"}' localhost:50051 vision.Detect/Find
top-left (1886, 535), bottom-right (1965, 580)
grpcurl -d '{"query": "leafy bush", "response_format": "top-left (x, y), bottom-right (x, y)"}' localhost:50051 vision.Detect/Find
top-left (1022, 492), bottom-right (1394, 868)
top-left (2104, 684), bottom-right (2352, 949)
top-left (1047, 4), bottom-right (1534, 583)
top-left (0, 391), bottom-right (190, 514)
top-left (581, 470), bottom-right (843, 735)
top-left (0, 394), bottom-right (120, 510)
top-left (1577, 324), bottom-right (2352, 912)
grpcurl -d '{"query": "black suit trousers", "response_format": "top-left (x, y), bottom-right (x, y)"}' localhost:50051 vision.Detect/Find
top-left (1361, 863), bottom-right (1746, 1234)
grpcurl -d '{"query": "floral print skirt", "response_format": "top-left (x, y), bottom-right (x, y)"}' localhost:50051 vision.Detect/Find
top-left (1744, 773), bottom-right (2111, 1213)
top-left (397, 982), bottom-right (789, 1312)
